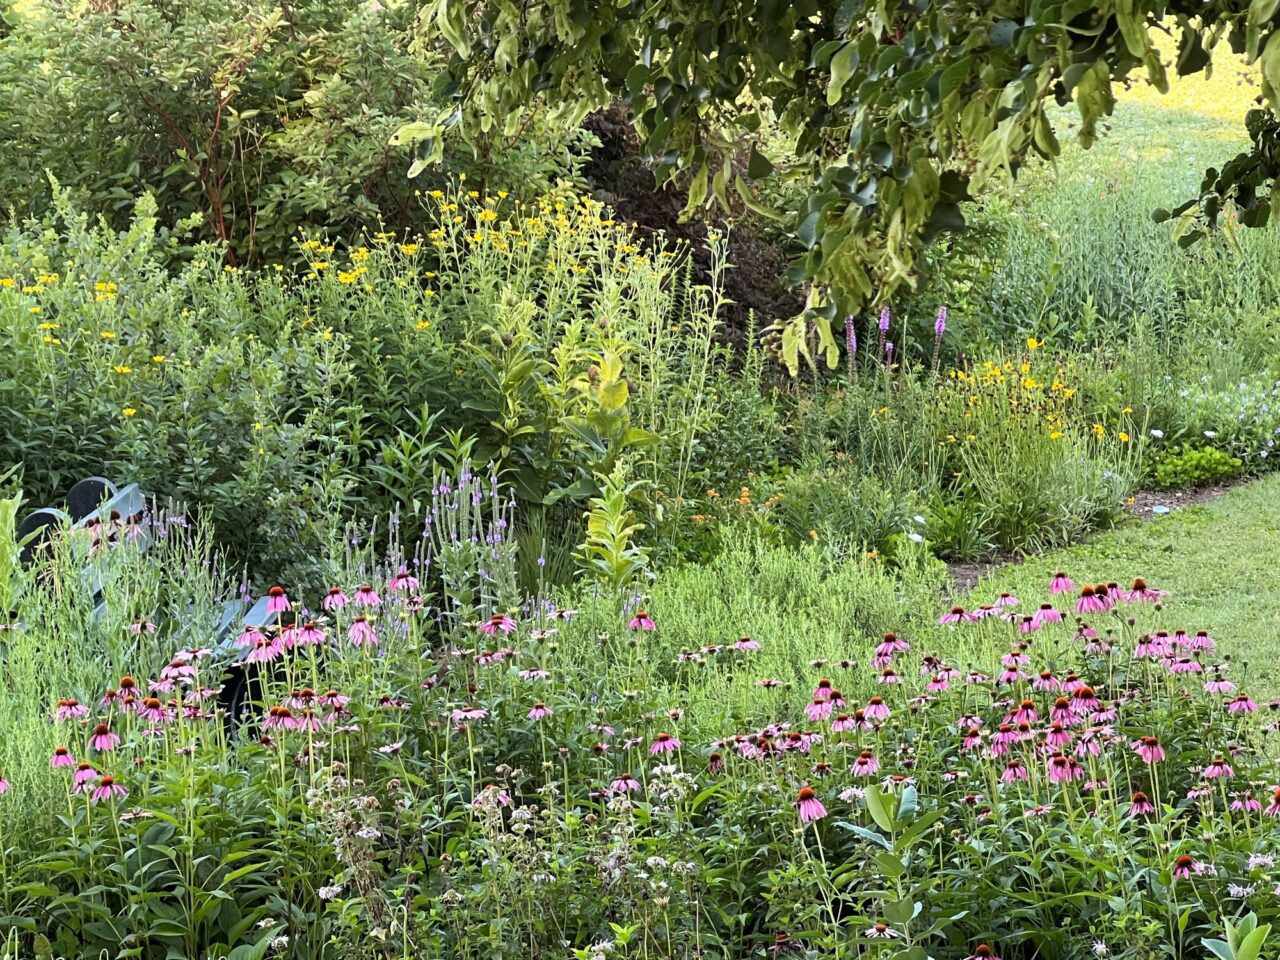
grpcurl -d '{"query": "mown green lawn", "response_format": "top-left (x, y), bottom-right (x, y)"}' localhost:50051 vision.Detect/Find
top-left (971, 474), bottom-right (1280, 691)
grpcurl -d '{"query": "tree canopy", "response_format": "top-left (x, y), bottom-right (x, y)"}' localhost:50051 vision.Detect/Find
top-left (401, 0), bottom-right (1280, 371)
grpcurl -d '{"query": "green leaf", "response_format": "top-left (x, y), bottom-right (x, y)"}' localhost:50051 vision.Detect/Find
top-left (827, 42), bottom-right (859, 106)
top-left (1200, 938), bottom-right (1233, 960)
top-left (864, 784), bottom-right (895, 833)
top-left (748, 146), bottom-right (774, 179)
top-left (1238, 925), bottom-right (1272, 960)
top-left (833, 821), bottom-right (892, 850)
top-left (1114, 0), bottom-right (1148, 58)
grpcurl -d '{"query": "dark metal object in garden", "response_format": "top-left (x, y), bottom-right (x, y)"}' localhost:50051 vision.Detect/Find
top-left (65, 476), bottom-right (118, 522)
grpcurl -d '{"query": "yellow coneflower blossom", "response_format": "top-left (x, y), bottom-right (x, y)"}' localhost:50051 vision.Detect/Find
top-left (37, 322), bottom-right (58, 330)
top-left (1092, 423), bottom-right (1105, 438)
top-left (399, 244), bottom-right (419, 256)
top-left (1027, 337), bottom-right (1041, 350)
top-left (113, 365), bottom-right (132, 375)
top-left (121, 407), bottom-right (137, 418)
top-left (416, 320), bottom-right (431, 330)
top-left (0, 277), bottom-right (14, 288)
top-left (100, 331), bottom-right (116, 339)
top-left (152, 355), bottom-right (166, 363)
top-left (1119, 432), bottom-right (1130, 443)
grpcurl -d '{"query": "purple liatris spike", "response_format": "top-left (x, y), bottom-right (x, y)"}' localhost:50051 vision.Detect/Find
top-left (935, 306), bottom-right (948, 337)
top-left (879, 306), bottom-right (890, 332)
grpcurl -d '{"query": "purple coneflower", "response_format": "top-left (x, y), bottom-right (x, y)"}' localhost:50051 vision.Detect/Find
top-left (247, 636), bottom-right (284, 663)
top-left (852, 750), bottom-right (880, 777)
top-left (650, 732), bottom-right (680, 755)
top-left (388, 566), bottom-right (419, 592)
top-left (1204, 757), bottom-right (1234, 779)
top-left (795, 785), bottom-right (826, 824)
top-left (995, 592), bottom-right (1019, 608)
top-left (1075, 585), bottom-right (1106, 614)
top-left (1130, 790), bottom-right (1155, 816)
top-left (1001, 758), bottom-right (1028, 782)
top-left (1031, 603), bottom-right (1063, 627)
top-left (1265, 787), bottom-right (1280, 817)
top-left (865, 923), bottom-right (899, 939)
top-left (937, 605), bottom-right (972, 625)
top-left (55, 699), bottom-right (88, 722)
top-left (965, 946), bottom-right (1001, 960)
top-left (354, 584), bottom-right (380, 607)
top-left (322, 587), bottom-right (348, 611)
top-left (295, 621), bottom-right (326, 645)
top-left (733, 636), bottom-right (760, 651)
top-left (89, 724), bottom-right (120, 752)
top-left (73, 763), bottom-right (97, 789)
top-left (236, 624), bottom-right (265, 648)
top-left (50, 746), bottom-right (74, 768)
top-left (1050, 571), bottom-right (1074, 594)
top-left (1123, 577), bottom-right (1167, 603)
top-left (481, 613), bottom-right (518, 635)
top-left (91, 774), bottom-right (127, 804)
top-left (265, 586), bottom-right (290, 614)
top-left (527, 703), bottom-right (553, 721)
top-left (348, 616), bottom-right (378, 647)
top-left (627, 610), bottom-right (656, 631)
top-left (451, 706), bottom-right (488, 724)
top-left (1172, 854), bottom-right (1196, 880)
top-left (609, 773), bottom-right (641, 794)
top-left (1228, 693), bottom-right (1258, 714)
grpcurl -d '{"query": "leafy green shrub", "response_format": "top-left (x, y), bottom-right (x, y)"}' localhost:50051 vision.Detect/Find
top-left (1152, 444), bottom-right (1244, 490)
top-left (0, 188), bottom-right (756, 585)
top-left (0, 0), bottom-right (591, 266)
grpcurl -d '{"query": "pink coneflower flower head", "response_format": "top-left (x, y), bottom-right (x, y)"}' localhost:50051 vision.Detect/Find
top-left (236, 624), bottom-right (265, 648)
top-left (1228, 693), bottom-right (1258, 714)
top-left (1001, 757), bottom-right (1029, 782)
top-left (89, 724), bottom-right (120, 752)
top-left (1205, 757), bottom-right (1234, 779)
top-left (1132, 735), bottom-right (1165, 763)
top-left (1124, 577), bottom-right (1167, 603)
top-left (128, 619), bottom-right (157, 635)
top-left (1050, 572), bottom-right (1075, 594)
top-left (55, 699), bottom-right (88, 721)
top-left (295, 621), bottom-right (326, 646)
top-left (610, 773), bottom-right (642, 794)
top-left (322, 587), bottom-right (348, 611)
top-left (805, 698), bottom-right (832, 722)
top-left (877, 667), bottom-right (901, 685)
top-left (852, 750), bottom-right (881, 776)
top-left (995, 592), bottom-right (1019, 608)
top-left (1204, 676), bottom-right (1236, 694)
top-left (965, 946), bottom-right (1001, 960)
top-left (347, 616), bottom-right (378, 647)
top-left (795, 785), bottom-right (826, 824)
top-left (1033, 669), bottom-right (1060, 692)
top-left (627, 610), bottom-right (656, 631)
top-left (50, 746), bottom-right (74, 768)
top-left (1173, 854), bottom-right (1196, 880)
top-left (481, 613), bottom-right (517, 635)
top-left (138, 697), bottom-right (167, 723)
top-left (527, 702), bottom-right (552, 720)
top-left (1032, 603), bottom-right (1063, 626)
top-left (733, 636), bottom-right (760, 651)
top-left (1097, 583), bottom-right (1117, 609)
top-left (813, 678), bottom-right (834, 700)
top-left (864, 696), bottom-right (889, 721)
top-left (937, 605), bottom-right (970, 625)
top-left (72, 762), bottom-right (97, 789)
top-left (265, 586), bottom-right (290, 614)
top-left (451, 705), bottom-right (487, 724)
top-left (1265, 787), bottom-right (1280, 817)
top-left (388, 566), bottom-right (419, 592)
top-left (865, 922), bottom-right (900, 939)
top-left (0, 777), bottom-right (8, 795)
top-left (1010, 699), bottom-right (1039, 724)
top-left (317, 689), bottom-right (350, 709)
top-left (91, 774), bottom-right (127, 804)
top-left (1188, 630), bottom-right (1216, 652)
top-left (247, 637), bottom-right (284, 664)
top-left (354, 584), bottom-right (380, 607)
top-left (1047, 753), bottom-right (1083, 784)
top-left (650, 732), bottom-right (681, 755)
top-left (1130, 790), bottom-right (1155, 816)
top-left (1075, 585), bottom-right (1106, 614)
top-left (831, 713), bottom-right (856, 733)
top-left (1168, 657), bottom-right (1202, 675)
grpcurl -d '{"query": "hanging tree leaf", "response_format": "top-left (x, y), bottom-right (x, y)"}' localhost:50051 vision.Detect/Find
top-left (406, 0), bottom-right (1280, 372)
